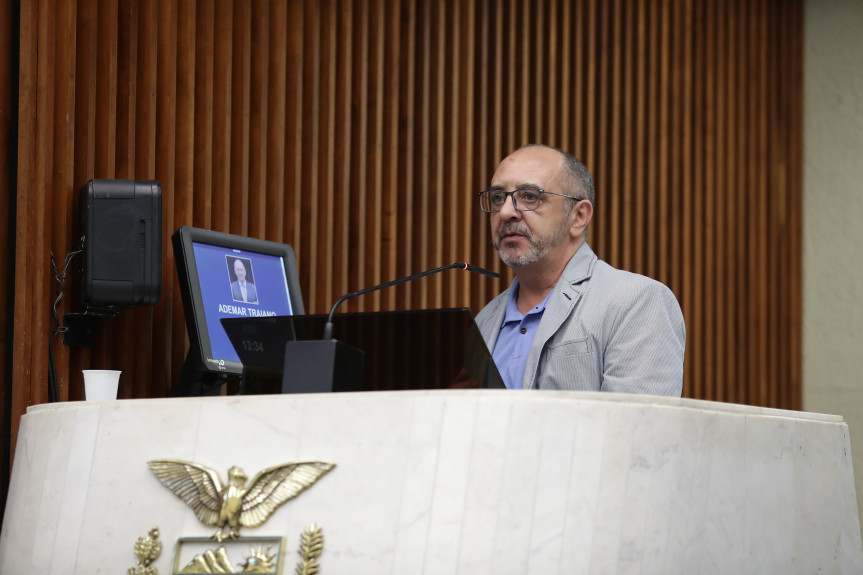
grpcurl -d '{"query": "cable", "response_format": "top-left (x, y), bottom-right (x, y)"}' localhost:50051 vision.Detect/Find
top-left (50, 240), bottom-right (83, 336)
top-left (47, 240), bottom-right (83, 402)
top-left (48, 339), bottom-right (58, 403)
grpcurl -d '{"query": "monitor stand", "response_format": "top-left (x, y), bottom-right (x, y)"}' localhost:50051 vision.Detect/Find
top-left (174, 351), bottom-right (235, 397)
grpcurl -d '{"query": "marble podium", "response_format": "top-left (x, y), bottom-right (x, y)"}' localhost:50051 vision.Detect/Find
top-left (1, 390), bottom-right (861, 573)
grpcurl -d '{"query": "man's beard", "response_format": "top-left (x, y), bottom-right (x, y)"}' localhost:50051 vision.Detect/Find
top-left (494, 217), bottom-right (570, 268)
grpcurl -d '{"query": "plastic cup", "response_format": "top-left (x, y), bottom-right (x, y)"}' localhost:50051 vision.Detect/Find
top-left (82, 370), bottom-right (121, 401)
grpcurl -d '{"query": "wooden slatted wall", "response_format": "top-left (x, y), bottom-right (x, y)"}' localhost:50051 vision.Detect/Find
top-left (3, 0), bottom-right (803, 460)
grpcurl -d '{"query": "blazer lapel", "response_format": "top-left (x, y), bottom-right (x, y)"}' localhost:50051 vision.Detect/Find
top-left (479, 285), bottom-right (511, 351)
top-left (521, 244), bottom-right (597, 389)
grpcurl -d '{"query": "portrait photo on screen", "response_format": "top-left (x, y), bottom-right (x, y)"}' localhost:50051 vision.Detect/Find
top-left (227, 256), bottom-right (258, 304)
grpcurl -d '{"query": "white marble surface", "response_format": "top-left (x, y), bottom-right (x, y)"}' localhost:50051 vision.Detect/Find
top-left (1, 390), bottom-right (861, 573)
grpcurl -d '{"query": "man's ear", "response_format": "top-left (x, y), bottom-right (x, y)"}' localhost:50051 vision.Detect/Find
top-left (569, 200), bottom-right (593, 237)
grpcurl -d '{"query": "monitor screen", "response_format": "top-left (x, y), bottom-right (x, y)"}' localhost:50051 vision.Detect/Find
top-left (172, 226), bottom-right (304, 394)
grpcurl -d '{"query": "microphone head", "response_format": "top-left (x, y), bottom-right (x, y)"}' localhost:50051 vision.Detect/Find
top-left (458, 262), bottom-right (500, 279)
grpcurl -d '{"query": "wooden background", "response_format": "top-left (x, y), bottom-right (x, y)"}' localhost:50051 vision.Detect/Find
top-left (1, 0), bottom-right (802, 482)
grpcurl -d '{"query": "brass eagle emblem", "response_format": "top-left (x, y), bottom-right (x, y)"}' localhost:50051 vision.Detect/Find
top-left (147, 459), bottom-right (335, 542)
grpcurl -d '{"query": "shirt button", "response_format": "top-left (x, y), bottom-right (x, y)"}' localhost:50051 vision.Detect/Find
top-left (520, 327), bottom-right (527, 334)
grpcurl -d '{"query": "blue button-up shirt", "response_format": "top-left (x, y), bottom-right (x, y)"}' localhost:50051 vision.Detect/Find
top-left (492, 279), bottom-right (552, 389)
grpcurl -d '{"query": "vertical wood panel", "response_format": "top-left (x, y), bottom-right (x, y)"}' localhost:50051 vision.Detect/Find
top-left (716, 0), bottom-right (730, 402)
top-left (10, 0), bottom-right (37, 443)
top-left (5, 0), bottom-right (805, 466)
top-left (0, 0), bottom-right (11, 496)
top-left (428, 1), bottom-right (444, 308)
top-left (285, 0), bottom-right (303, 254)
top-left (229, 0), bottom-right (250, 235)
top-left (382, 0), bottom-right (399, 309)
top-left (656, 0), bottom-right (669, 287)
top-left (333, 1), bottom-right (353, 307)
top-left (50, 0), bottom-right (77, 400)
top-left (679, 0), bottom-right (695, 397)
top-left (266, 0), bottom-right (286, 242)
top-left (397, 0), bottom-right (416, 308)
top-left (247, 2), bottom-right (267, 239)
top-left (192, 0), bottom-right (213, 230)
top-left (209, 1), bottom-right (231, 233)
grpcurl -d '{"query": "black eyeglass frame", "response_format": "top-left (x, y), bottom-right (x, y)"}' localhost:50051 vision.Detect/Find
top-left (477, 187), bottom-right (584, 213)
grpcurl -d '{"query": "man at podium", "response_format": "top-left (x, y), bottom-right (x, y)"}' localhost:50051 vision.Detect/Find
top-left (475, 144), bottom-right (685, 395)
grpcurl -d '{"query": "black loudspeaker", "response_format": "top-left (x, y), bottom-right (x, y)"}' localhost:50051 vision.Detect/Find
top-left (78, 179), bottom-right (162, 312)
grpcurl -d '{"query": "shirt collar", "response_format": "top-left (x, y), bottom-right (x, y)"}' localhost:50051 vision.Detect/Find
top-left (500, 278), bottom-right (553, 326)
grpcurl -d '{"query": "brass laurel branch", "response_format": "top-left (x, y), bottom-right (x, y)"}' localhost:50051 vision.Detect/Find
top-left (295, 523), bottom-right (324, 575)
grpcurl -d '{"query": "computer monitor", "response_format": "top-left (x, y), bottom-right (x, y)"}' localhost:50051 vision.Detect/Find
top-left (172, 226), bottom-right (304, 395)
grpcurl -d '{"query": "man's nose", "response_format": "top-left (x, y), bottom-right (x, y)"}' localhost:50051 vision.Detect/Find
top-left (497, 193), bottom-right (522, 219)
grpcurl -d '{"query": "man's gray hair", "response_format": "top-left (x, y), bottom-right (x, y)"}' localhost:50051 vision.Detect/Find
top-left (521, 144), bottom-right (595, 208)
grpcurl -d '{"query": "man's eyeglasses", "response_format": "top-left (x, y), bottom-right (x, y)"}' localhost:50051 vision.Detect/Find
top-left (478, 187), bottom-right (583, 213)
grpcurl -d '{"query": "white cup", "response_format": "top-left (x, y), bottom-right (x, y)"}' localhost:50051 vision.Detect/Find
top-left (82, 370), bottom-right (121, 401)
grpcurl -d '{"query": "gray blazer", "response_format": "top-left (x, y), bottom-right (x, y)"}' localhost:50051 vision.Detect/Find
top-left (476, 243), bottom-right (685, 395)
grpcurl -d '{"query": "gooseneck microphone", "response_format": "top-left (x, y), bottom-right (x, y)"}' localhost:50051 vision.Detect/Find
top-left (322, 262), bottom-right (500, 340)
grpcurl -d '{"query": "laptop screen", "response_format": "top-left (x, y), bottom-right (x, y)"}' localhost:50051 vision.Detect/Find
top-left (221, 308), bottom-right (504, 393)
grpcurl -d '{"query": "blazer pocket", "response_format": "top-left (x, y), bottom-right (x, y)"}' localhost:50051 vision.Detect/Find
top-left (540, 338), bottom-right (597, 391)
top-left (546, 338), bottom-right (591, 357)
